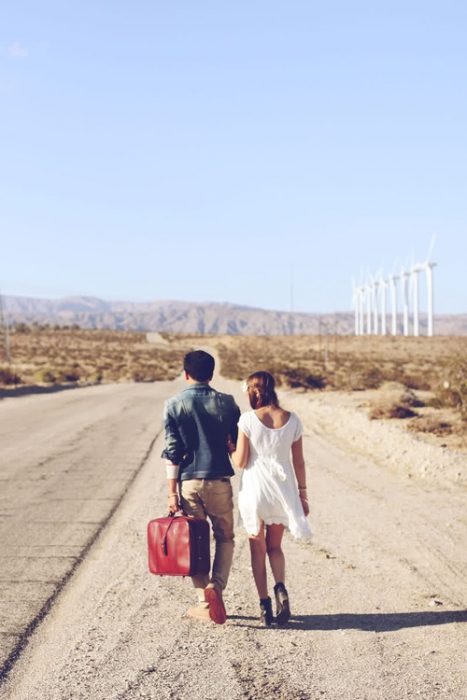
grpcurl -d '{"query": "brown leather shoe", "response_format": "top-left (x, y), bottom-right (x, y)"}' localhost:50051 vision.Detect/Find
top-left (186, 605), bottom-right (212, 622)
top-left (204, 585), bottom-right (227, 625)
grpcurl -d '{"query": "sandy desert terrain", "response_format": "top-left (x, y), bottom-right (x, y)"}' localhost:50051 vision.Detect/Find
top-left (0, 351), bottom-right (466, 699)
top-left (2, 331), bottom-right (465, 453)
top-left (211, 335), bottom-right (467, 452)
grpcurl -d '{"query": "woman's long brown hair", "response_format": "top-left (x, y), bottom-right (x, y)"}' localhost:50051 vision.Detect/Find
top-left (246, 371), bottom-right (279, 409)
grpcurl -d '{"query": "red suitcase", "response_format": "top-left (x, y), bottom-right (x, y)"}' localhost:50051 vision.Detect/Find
top-left (147, 513), bottom-right (210, 576)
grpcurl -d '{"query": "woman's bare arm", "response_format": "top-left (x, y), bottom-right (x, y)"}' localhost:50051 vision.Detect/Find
top-left (291, 437), bottom-right (309, 516)
top-left (230, 429), bottom-right (250, 469)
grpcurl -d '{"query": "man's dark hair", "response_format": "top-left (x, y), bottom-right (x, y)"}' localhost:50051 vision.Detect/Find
top-left (184, 350), bottom-right (215, 382)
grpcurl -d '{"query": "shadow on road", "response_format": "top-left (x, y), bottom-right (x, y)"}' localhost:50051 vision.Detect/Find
top-left (229, 609), bottom-right (467, 632)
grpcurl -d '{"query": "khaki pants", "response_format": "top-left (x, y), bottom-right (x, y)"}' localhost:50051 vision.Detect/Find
top-left (180, 478), bottom-right (235, 604)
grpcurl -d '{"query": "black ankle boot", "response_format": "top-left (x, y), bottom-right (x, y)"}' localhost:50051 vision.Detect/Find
top-left (274, 582), bottom-right (290, 625)
top-left (259, 597), bottom-right (273, 626)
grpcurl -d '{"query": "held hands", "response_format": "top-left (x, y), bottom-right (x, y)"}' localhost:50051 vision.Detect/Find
top-left (226, 434), bottom-right (236, 455)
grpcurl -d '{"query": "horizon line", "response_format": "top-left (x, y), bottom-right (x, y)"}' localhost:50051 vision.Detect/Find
top-left (2, 292), bottom-right (466, 317)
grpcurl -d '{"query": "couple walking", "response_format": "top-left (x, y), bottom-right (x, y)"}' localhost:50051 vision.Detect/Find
top-left (162, 350), bottom-right (311, 626)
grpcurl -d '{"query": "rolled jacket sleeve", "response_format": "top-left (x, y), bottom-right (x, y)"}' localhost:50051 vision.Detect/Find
top-left (165, 461), bottom-right (180, 479)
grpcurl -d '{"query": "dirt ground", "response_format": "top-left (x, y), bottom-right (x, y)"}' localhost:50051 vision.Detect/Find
top-left (0, 369), bottom-right (466, 700)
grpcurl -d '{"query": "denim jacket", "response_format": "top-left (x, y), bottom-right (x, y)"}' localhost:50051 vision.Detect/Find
top-left (161, 383), bottom-right (241, 481)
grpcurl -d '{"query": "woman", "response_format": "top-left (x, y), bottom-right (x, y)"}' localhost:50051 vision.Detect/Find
top-left (229, 371), bottom-right (311, 626)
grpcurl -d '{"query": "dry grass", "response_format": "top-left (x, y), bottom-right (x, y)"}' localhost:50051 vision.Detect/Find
top-left (206, 334), bottom-right (467, 443)
top-left (213, 334), bottom-right (465, 391)
top-left (2, 328), bottom-right (466, 446)
top-left (408, 415), bottom-right (454, 436)
top-left (368, 396), bottom-right (418, 420)
top-left (0, 328), bottom-right (189, 389)
top-left (368, 387), bottom-right (423, 420)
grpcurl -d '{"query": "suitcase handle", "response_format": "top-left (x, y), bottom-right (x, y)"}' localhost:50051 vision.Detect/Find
top-left (161, 511), bottom-right (188, 556)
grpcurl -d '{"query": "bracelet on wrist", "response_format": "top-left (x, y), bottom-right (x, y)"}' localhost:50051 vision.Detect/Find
top-left (168, 493), bottom-right (179, 499)
top-left (298, 486), bottom-right (307, 491)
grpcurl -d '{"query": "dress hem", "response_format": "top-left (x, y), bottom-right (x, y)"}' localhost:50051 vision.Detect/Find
top-left (242, 517), bottom-right (312, 541)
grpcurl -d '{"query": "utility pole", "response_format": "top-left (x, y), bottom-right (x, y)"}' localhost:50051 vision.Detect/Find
top-left (0, 291), bottom-right (11, 364)
top-left (319, 318), bottom-right (329, 369)
top-left (333, 314), bottom-right (338, 361)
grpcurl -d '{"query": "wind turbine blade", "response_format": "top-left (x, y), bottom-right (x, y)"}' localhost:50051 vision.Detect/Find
top-left (425, 233), bottom-right (437, 263)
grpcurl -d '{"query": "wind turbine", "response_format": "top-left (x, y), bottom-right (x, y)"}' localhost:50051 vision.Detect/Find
top-left (364, 277), bottom-right (372, 334)
top-left (410, 263), bottom-right (422, 337)
top-left (352, 280), bottom-right (359, 335)
top-left (371, 275), bottom-right (379, 335)
top-left (379, 274), bottom-right (388, 335)
top-left (388, 270), bottom-right (399, 336)
top-left (351, 238), bottom-right (438, 339)
top-left (425, 261), bottom-right (437, 336)
top-left (420, 234), bottom-right (437, 337)
top-left (400, 267), bottom-right (410, 336)
top-left (352, 279), bottom-right (365, 336)
top-left (367, 278), bottom-right (374, 334)
top-left (358, 286), bottom-right (365, 336)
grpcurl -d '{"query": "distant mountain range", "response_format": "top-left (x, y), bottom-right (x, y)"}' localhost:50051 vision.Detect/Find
top-left (3, 295), bottom-right (467, 336)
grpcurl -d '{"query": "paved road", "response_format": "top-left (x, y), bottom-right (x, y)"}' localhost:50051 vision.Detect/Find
top-left (1, 377), bottom-right (467, 699)
top-left (0, 381), bottom-right (176, 679)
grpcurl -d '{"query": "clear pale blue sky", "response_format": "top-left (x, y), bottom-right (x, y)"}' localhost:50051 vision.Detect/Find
top-left (1, 1), bottom-right (466, 313)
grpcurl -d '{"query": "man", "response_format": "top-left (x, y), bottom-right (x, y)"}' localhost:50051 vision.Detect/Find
top-left (161, 350), bottom-right (240, 624)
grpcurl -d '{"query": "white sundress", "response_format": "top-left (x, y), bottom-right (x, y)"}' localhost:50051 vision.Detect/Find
top-left (237, 410), bottom-right (312, 540)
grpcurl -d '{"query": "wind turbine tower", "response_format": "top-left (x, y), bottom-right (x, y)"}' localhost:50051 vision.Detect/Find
top-left (358, 287), bottom-right (365, 336)
top-left (371, 279), bottom-right (378, 335)
top-left (352, 281), bottom-right (361, 335)
top-left (379, 275), bottom-right (388, 335)
top-left (425, 261), bottom-right (437, 337)
top-left (352, 284), bottom-right (358, 335)
top-left (365, 283), bottom-right (372, 334)
top-left (411, 264), bottom-right (422, 337)
top-left (421, 235), bottom-right (437, 337)
top-left (401, 268), bottom-right (410, 336)
top-left (388, 272), bottom-right (398, 335)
